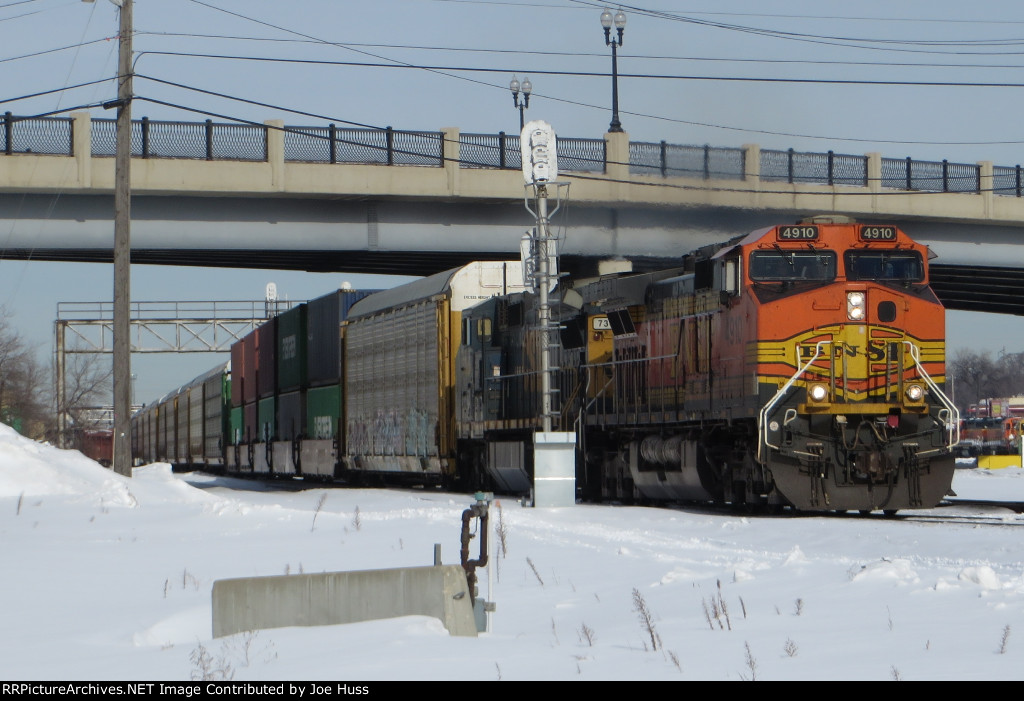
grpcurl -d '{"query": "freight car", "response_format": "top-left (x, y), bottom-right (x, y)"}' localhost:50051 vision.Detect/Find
top-left (131, 217), bottom-right (959, 513)
top-left (72, 428), bottom-right (113, 467)
top-left (131, 363), bottom-right (229, 469)
top-left (133, 262), bottom-right (529, 485)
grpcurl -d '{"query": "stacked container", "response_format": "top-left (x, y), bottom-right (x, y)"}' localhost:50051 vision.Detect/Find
top-left (301, 288), bottom-right (377, 477)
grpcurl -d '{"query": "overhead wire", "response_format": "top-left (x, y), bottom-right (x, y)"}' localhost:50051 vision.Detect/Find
top-left (127, 68), bottom-right (1024, 148)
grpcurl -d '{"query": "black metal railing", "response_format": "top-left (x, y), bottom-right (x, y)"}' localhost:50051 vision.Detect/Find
top-left (881, 157), bottom-right (980, 193)
top-left (761, 148), bottom-right (868, 187)
top-left (630, 142), bottom-right (745, 180)
top-left (2, 113), bottom-right (73, 156)
top-left (2, 112), bottom-right (1023, 197)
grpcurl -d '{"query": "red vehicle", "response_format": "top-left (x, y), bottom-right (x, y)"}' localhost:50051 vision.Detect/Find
top-left (72, 428), bottom-right (113, 467)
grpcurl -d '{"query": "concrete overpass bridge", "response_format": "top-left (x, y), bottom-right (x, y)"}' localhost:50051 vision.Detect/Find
top-left (2, 111), bottom-right (1023, 315)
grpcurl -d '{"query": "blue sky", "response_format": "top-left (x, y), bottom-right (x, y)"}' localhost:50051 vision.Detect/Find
top-left (3, 0), bottom-right (1024, 401)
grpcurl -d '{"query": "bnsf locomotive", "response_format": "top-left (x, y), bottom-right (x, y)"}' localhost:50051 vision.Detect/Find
top-left (132, 217), bottom-right (959, 513)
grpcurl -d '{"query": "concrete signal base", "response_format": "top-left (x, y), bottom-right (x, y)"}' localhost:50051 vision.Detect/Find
top-left (212, 565), bottom-right (478, 638)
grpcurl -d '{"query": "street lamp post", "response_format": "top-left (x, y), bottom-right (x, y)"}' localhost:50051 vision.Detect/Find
top-left (600, 8), bottom-right (626, 133)
top-left (509, 75), bottom-right (532, 132)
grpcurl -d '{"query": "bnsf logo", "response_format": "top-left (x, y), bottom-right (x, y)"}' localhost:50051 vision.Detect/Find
top-left (281, 334), bottom-right (297, 360)
top-left (313, 415), bottom-right (333, 439)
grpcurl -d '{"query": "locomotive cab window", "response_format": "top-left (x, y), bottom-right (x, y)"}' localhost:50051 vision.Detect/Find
top-left (844, 251), bottom-right (923, 283)
top-left (749, 250), bottom-right (836, 282)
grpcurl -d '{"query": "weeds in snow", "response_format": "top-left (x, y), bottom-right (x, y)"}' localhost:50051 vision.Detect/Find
top-left (701, 580), bottom-right (732, 631)
top-left (741, 641), bottom-right (758, 681)
top-left (784, 638), bottom-right (798, 657)
top-left (578, 622), bottom-right (596, 647)
top-left (1000, 624), bottom-right (1011, 654)
top-left (890, 665), bottom-right (902, 681)
top-left (190, 641), bottom-right (235, 681)
top-left (311, 494), bottom-right (327, 532)
top-left (495, 500), bottom-right (508, 558)
top-left (632, 588), bottom-right (660, 651)
top-left (527, 557), bottom-right (544, 586)
top-left (668, 650), bottom-right (682, 673)
top-left (352, 506), bottom-right (362, 532)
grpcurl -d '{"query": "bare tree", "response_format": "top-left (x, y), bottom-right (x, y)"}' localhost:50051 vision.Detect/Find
top-left (0, 309), bottom-right (49, 439)
top-left (949, 349), bottom-right (1024, 411)
top-left (60, 351), bottom-right (113, 430)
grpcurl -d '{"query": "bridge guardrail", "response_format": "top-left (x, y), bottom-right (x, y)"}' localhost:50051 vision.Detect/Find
top-left (2, 111), bottom-right (1022, 197)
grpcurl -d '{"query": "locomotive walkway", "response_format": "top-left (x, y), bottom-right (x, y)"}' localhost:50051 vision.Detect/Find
top-left (2, 111), bottom-right (1024, 314)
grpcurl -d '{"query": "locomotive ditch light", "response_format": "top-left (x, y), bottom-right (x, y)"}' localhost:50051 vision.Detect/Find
top-left (847, 291), bottom-right (866, 321)
top-left (808, 383), bottom-right (829, 403)
top-left (905, 384), bottom-right (925, 403)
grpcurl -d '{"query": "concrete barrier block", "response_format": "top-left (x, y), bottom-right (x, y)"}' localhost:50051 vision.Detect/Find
top-left (212, 565), bottom-right (478, 638)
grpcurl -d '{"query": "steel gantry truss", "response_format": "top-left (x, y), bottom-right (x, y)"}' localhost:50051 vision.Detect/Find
top-left (54, 299), bottom-right (297, 447)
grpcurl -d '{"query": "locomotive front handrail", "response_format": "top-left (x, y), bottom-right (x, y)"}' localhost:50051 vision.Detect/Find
top-left (757, 339), bottom-right (832, 463)
top-left (902, 340), bottom-right (961, 450)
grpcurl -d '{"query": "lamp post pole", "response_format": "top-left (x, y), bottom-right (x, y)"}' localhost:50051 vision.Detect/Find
top-left (112, 0), bottom-right (133, 477)
top-left (600, 8), bottom-right (626, 133)
top-left (509, 75), bottom-right (532, 132)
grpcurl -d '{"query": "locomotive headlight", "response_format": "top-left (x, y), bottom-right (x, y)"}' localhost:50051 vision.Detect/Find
top-left (847, 291), bottom-right (866, 321)
top-left (905, 384), bottom-right (925, 402)
top-left (808, 383), bottom-right (829, 403)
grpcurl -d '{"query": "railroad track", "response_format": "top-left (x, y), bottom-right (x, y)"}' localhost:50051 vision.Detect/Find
top-left (891, 499), bottom-right (1024, 527)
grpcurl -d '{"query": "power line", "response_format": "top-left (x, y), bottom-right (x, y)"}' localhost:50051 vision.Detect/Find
top-left (0, 37), bottom-right (117, 66)
top-left (130, 72), bottom-right (1024, 148)
top-left (0, 78), bottom-right (113, 107)
top-left (133, 51), bottom-right (1024, 89)
top-left (132, 31), bottom-right (1024, 71)
top-left (568, 0), bottom-right (1024, 57)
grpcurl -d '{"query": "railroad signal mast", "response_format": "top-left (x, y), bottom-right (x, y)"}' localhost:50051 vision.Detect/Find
top-left (520, 121), bottom-right (575, 507)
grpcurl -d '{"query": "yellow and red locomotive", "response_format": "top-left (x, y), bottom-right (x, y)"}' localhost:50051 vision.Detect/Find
top-left (459, 216), bottom-right (959, 512)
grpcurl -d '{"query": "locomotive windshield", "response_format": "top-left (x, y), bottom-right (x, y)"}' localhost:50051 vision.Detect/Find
top-left (749, 249), bottom-right (836, 282)
top-left (844, 251), bottom-right (924, 282)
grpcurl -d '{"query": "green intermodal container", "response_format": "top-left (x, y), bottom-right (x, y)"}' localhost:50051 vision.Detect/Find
top-left (229, 406), bottom-right (243, 446)
top-left (222, 375), bottom-right (232, 448)
top-left (306, 383), bottom-right (342, 440)
top-left (277, 304), bottom-right (308, 393)
top-left (258, 396), bottom-right (276, 443)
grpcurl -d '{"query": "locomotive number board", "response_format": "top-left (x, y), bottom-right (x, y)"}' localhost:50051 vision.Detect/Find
top-left (777, 225), bottom-right (819, 240)
top-left (859, 225), bottom-right (898, 241)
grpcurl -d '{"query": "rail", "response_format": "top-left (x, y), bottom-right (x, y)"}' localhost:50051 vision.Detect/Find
top-left (3, 111), bottom-right (1023, 197)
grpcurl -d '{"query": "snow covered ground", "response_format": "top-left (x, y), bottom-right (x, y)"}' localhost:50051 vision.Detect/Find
top-left (1, 422), bottom-right (1022, 681)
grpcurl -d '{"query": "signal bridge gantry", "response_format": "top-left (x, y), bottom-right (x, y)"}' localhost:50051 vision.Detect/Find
top-left (53, 298), bottom-right (299, 447)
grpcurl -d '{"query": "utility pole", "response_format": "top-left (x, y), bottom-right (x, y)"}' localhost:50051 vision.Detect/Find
top-left (112, 0), bottom-right (133, 476)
